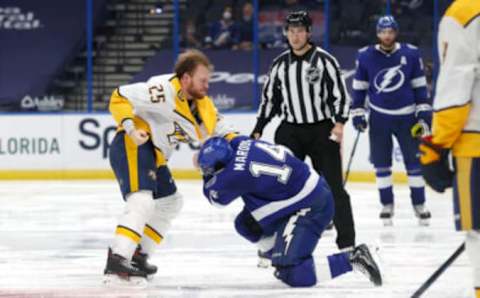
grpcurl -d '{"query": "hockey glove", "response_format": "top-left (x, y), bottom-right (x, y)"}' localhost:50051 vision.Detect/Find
top-left (234, 207), bottom-right (263, 243)
top-left (411, 119), bottom-right (431, 138)
top-left (351, 108), bottom-right (367, 132)
top-left (419, 136), bottom-right (453, 193)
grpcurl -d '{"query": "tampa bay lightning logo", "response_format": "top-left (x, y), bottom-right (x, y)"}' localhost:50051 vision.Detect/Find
top-left (373, 64), bottom-right (405, 94)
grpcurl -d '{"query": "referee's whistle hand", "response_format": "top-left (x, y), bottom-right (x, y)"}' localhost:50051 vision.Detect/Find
top-left (251, 132), bottom-right (262, 140)
top-left (330, 123), bottom-right (344, 143)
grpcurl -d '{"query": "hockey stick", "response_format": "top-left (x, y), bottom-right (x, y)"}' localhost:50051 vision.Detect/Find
top-left (343, 130), bottom-right (361, 187)
top-left (411, 242), bottom-right (465, 298)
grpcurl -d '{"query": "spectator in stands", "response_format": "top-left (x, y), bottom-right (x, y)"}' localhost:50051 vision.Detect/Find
top-left (233, 2), bottom-right (254, 51)
top-left (204, 6), bottom-right (239, 49)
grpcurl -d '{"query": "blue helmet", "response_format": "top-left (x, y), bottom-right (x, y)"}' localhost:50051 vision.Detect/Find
top-left (198, 137), bottom-right (234, 176)
top-left (376, 15), bottom-right (398, 33)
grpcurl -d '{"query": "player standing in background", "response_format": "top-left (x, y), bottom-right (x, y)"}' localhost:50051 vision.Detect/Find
top-left (250, 11), bottom-right (356, 253)
top-left (104, 49), bottom-right (237, 285)
top-left (351, 15), bottom-right (432, 226)
top-left (419, 0), bottom-right (480, 296)
top-left (197, 136), bottom-right (382, 287)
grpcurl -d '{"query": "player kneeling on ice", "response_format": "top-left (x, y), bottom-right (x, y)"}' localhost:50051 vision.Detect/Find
top-left (197, 136), bottom-right (383, 287)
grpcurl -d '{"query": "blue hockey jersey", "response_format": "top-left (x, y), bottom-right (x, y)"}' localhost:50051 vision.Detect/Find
top-left (202, 136), bottom-right (331, 228)
top-left (352, 43), bottom-right (430, 115)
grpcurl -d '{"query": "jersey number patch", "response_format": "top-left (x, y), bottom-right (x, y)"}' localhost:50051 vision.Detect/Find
top-left (249, 143), bottom-right (292, 184)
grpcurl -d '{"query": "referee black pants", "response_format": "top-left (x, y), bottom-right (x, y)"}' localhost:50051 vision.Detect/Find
top-left (274, 120), bottom-right (356, 250)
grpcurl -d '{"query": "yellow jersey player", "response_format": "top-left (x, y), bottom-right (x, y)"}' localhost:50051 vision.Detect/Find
top-left (103, 49), bottom-right (237, 286)
top-left (419, 1), bottom-right (480, 297)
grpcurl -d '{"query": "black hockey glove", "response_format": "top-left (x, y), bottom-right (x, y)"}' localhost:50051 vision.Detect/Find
top-left (419, 137), bottom-right (454, 193)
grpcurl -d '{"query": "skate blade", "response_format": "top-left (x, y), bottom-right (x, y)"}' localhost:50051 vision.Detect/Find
top-left (382, 218), bottom-right (393, 226)
top-left (418, 218), bottom-right (430, 226)
top-left (257, 257), bottom-right (271, 268)
top-left (103, 274), bottom-right (148, 288)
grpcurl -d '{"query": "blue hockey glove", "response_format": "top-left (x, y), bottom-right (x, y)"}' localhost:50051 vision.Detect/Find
top-left (351, 108), bottom-right (367, 132)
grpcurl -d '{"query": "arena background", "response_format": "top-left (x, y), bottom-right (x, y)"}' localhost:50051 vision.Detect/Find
top-left (0, 0), bottom-right (453, 180)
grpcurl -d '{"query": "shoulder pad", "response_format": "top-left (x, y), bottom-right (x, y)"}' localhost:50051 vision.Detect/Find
top-left (406, 43), bottom-right (418, 50)
top-left (358, 46), bottom-right (369, 53)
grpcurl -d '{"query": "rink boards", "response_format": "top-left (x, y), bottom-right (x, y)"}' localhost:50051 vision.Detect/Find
top-left (0, 113), bottom-right (410, 181)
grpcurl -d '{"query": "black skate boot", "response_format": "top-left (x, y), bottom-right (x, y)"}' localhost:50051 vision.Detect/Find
top-left (349, 244), bottom-right (383, 286)
top-left (379, 204), bottom-right (394, 226)
top-left (413, 204), bottom-right (431, 226)
top-left (103, 248), bottom-right (148, 286)
top-left (132, 245), bottom-right (158, 276)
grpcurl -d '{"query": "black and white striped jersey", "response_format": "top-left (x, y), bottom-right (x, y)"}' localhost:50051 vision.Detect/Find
top-left (253, 45), bottom-right (350, 132)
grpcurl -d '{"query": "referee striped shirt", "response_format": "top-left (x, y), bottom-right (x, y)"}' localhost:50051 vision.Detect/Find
top-left (254, 45), bottom-right (350, 131)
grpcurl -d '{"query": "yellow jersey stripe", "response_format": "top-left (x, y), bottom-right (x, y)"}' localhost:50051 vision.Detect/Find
top-left (116, 225), bottom-right (141, 243)
top-left (456, 157), bottom-right (473, 229)
top-left (124, 134), bottom-right (139, 192)
top-left (144, 224), bottom-right (163, 244)
top-left (445, 0), bottom-right (480, 27)
top-left (433, 103), bottom-right (471, 148)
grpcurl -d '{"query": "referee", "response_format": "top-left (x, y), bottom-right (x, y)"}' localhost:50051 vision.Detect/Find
top-left (250, 11), bottom-right (355, 251)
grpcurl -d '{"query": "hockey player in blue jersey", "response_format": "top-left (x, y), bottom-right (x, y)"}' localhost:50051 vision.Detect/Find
top-left (197, 136), bottom-right (382, 287)
top-left (351, 15), bottom-right (432, 226)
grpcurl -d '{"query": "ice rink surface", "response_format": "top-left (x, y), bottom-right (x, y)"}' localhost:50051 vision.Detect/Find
top-left (0, 180), bottom-right (473, 298)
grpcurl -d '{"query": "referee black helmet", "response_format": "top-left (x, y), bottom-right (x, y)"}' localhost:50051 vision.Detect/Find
top-left (284, 11), bottom-right (312, 32)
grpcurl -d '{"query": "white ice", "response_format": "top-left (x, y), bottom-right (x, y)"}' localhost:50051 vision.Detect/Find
top-left (0, 180), bottom-right (472, 297)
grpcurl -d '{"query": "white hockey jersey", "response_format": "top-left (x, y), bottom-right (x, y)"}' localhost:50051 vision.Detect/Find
top-left (432, 0), bottom-right (480, 157)
top-left (109, 74), bottom-right (236, 160)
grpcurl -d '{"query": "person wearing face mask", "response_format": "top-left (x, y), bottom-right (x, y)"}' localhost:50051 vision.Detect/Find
top-left (204, 6), bottom-right (240, 49)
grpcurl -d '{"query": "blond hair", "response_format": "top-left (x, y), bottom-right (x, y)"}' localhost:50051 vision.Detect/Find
top-left (174, 49), bottom-right (213, 78)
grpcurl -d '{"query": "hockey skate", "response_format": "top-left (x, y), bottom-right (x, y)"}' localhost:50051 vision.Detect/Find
top-left (379, 204), bottom-right (394, 226)
top-left (132, 245), bottom-right (157, 279)
top-left (413, 204), bottom-right (431, 226)
top-left (103, 248), bottom-right (148, 287)
top-left (349, 244), bottom-right (382, 286)
top-left (257, 249), bottom-right (272, 268)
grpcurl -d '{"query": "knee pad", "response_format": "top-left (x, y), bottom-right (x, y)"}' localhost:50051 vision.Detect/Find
top-left (146, 192), bottom-right (183, 237)
top-left (274, 257), bottom-right (317, 287)
top-left (124, 191), bottom-right (155, 226)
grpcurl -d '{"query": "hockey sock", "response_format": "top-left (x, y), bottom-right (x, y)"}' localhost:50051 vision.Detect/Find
top-left (407, 168), bottom-right (426, 205)
top-left (112, 191), bottom-right (155, 260)
top-left (139, 192), bottom-right (183, 256)
top-left (326, 252), bottom-right (353, 279)
top-left (376, 168), bottom-right (393, 205)
top-left (466, 231), bottom-right (480, 297)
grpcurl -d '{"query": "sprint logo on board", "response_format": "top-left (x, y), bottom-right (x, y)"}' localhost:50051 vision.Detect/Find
top-left (0, 7), bottom-right (41, 30)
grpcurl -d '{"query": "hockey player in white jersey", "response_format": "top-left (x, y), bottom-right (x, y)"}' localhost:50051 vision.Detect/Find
top-left (419, 1), bottom-right (480, 297)
top-left (104, 49), bottom-right (237, 286)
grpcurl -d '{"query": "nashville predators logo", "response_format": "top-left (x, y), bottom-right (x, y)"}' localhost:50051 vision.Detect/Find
top-left (167, 121), bottom-right (193, 145)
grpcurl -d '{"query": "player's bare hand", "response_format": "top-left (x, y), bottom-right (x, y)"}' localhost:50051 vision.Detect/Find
top-left (128, 129), bottom-right (149, 146)
top-left (192, 152), bottom-right (200, 169)
top-left (251, 132), bottom-right (261, 140)
top-left (330, 123), bottom-right (344, 143)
